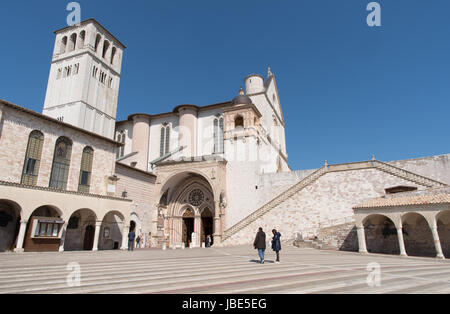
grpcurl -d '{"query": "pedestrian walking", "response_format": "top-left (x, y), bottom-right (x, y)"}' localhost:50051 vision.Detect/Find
top-left (205, 235), bottom-right (211, 248)
top-left (253, 227), bottom-right (266, 264)
top-left (271, 229), bottom-right (282, 263)
top-left (128, 230), bottom-right (136, 251)
top-left (136, 235), bottom-right (141, 249)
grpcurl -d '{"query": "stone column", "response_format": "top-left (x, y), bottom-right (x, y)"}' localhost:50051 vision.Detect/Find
top-left (131, 114), bottom-right (151, 171)
top-left (194, 215), bottom-right (201, 248)
top-left (177, 105), bottom-right (198, 158)
top-left (14, 220), bottom-right (28, 253)
top-left (59, 222), bottom-right (68, 252)
top-left (213, 201), bottom-right (221, 245)
top-left (357, 226), bottom-right (368, 254)
top-left (121, 223), bottom-right (129, 250)
top-left (431, 220), bottom-right (445, 259)
top-left (397, 227), bottom-right (407, 257)
top-left (92, 221), bottom-right (102, 251)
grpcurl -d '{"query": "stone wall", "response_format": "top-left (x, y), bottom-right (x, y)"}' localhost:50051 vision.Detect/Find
top-left (115, 162), bottom-right (156, 244)
top-left (0, 104), bottom-right (117, 195)
top-left (316, 222), bottom-right (358, 252)
top-left (255, 169), bottom-right (316, 208)
top-left (221, 167), bottom-right (430, 246)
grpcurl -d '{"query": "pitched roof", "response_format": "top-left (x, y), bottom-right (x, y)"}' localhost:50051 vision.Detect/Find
top-left (0, 99), bottom-right (123, 146)
top-left (354, 193), bottom-right (450, 209)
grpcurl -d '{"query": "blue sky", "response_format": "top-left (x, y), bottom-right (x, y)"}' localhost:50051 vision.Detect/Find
top-left (1, 0), bottom-right (449, 171)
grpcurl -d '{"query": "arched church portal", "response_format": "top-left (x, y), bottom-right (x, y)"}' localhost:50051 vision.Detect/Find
top-left (160, 172), bottom-right (218, 248)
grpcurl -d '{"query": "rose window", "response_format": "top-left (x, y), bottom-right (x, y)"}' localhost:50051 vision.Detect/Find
top-left (189, 189), bottom-right (205, 206)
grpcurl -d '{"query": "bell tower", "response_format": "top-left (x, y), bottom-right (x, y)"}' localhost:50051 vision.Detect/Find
top-left (43, 19), bottom-right (125, 139)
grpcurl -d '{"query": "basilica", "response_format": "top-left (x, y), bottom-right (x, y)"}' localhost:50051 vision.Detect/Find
top-left (0, 19), bottom-right (449, 259)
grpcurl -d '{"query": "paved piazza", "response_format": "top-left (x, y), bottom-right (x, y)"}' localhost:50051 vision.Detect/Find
top-left (0, 245), bottom-right (450, 294)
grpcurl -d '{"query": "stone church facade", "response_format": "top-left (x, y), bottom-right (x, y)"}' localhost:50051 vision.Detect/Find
top-left (0, 19), bottom-right (449, 259)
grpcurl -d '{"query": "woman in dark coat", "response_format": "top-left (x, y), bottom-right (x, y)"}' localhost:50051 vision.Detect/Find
top-left (271, 229), bottom-right (282, 263)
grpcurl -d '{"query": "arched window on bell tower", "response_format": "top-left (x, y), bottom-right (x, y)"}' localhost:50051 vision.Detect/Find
top-left (60, 36), bottom-right (67, 54)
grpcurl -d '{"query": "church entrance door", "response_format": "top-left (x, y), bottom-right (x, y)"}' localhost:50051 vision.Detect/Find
top-left (201, 208), bottom-right (213, 246)
top-left (182, 209), bottom-right (195, 247)
top-left (182, 218), bottom-right (194, 247)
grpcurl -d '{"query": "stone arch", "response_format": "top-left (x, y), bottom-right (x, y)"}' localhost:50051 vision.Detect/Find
top-left (26, 205), bottom-right (62, 221)
top-left (130, 212), bottom-right (141, 234)
top-left (111, 46), bottom-right (117, 65)
top-left (170, 181), bottom-right (214, 218)
top-left (64, 208), bottom-right (97, 251)
top-left (102, 40), bottom-right (110, 60)
top-left (94, 34), bottom-right (102, 52)
top-left (23, 205), bottom-right (63, 252)
top-left (78, 30), bottom-right (86, 49)
top-left (0, 199), bottom-right (22, 252)
top-left (68, 33), bottom-right (77, 52)
top-left (159, 170), bottom-right (217, 202)
top-left (161, 172), bottom-right (217, 248)
top-left (436, 210), bottom-right (450, 258)
top-left (99, 211), bottom-right (125, 251)
top-left (60, 36), bottom-right (67, 54)
top-left (401, 212), bottom-right (435, 257)
top-left (363, 214), bottom-right (400, 255)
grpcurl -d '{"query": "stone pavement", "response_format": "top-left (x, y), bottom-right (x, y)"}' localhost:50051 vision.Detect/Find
top-left (0, 244), bottom-right (450, 294)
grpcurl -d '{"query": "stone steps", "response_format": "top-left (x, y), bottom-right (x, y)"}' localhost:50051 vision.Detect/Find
top-left (1, 245), bottom-right (449, 294)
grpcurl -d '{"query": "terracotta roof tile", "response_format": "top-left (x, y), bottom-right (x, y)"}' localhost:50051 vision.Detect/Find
top-left (354, 193), bottom-right (450, 209)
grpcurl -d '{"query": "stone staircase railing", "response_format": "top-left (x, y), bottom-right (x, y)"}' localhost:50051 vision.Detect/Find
top-left (222, 166), bottom-right (328, 240)
top-left (371, 160), bottom-right (447, 188)
top-left (222, 160), bottom-right (447, 241)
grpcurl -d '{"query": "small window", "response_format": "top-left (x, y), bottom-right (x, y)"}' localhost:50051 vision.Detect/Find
top-left (117, 132), bottom-right (125, 158)
top-left (160, 125), bottom-right (171, 157)
top-left (235, 115), bottom-right (244, 128)
top-left (92, 66), bottom-right (98, 78)
top-left (214, 117), bottom-right (224, 154)
top-left (34, 222), bottom-right (61, 238)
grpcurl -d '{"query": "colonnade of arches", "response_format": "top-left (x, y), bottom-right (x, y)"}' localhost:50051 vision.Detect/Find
top-left (0, 199), bottom-right (129, 253)
top-left (59, 30), bottom-right (119, 66)
top-left (357, 210), bottom-right (450, 259)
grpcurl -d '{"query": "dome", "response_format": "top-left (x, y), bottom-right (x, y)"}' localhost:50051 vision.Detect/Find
top-left (231, 88), bottom-right (253, 105)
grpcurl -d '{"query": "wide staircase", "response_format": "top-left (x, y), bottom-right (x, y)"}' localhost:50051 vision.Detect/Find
top-left (222, 160), bottom-right (447, 242)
